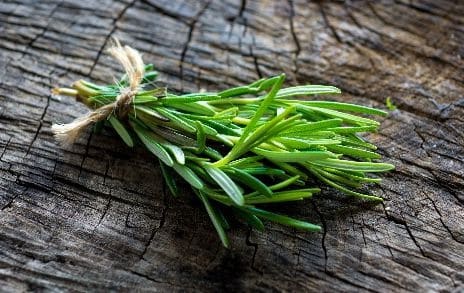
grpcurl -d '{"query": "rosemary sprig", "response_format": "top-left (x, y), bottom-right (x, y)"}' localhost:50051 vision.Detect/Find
top-left (54, 64), bottom-right (394, 247)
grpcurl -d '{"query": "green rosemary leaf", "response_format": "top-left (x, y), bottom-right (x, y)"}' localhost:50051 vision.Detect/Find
top-left (302, 130), bottom-right (337, 139)
top-left (133, 124), bottom-right (174, 166)
top-left (243, 107), bottom-right (298, 150)
top-left (204, 165), bottom-right (245, 206)
top-left (297, 104), bottom-right (380, 126)
top-left (80, 80), bottom-right (106, 91)
top-left (215, 207), bottom-right (231, 230)
top-left (145, 64), bottom-right (154, 71)
top-left (223, 106), bottom-right (297, 164)
top-left (93, 120), bottom-right (104, 134)
top-left (243, 75), bottom-right (285, 136)
top-left (161, 93), bottom-right (221, 105)
top-left (228, 156), bottom-right (263, 168)
top-left (214, 75), bottom-right (285, 166)
top-left (88, 94), bottom-right (115, 106)
top-left (276, 85), bottom-right (341, 98)
top-left (213, 107), bottom-right (239, 119)
top-left (311, 167), bottom-right (362, 189)
top-left (201, 120), bottom-right (241, 136)
top-left (307, 167), bottom-right (382, 201)
top-left (150, 126), bottom-right (197, 146)
top-left (233, 208), bottom-right (265, 231)
top-left (133, 95), bottom-right (159, 104)
top-left (311, 158), bottom-right (395, 172)
top-left (108, 116), bottom-right (134, 147)
top-left (274, 137), bottom-right (341, 149)
top-left (270, 161), bottom-right (308, 179)
top-left (137, 88), bottom-right (165, 97)
top-left (159, 159), bottom-right (179, 197)
top-left (163, 144), bottom-right (185, 164)
top-left (195, 121), bottom-right (206, 154)
top-left (301, 101), bottom-right (388, 116)
top-left (243, 207), bottom-right (322, 232)
top-left (168, 101), bottom-right (217, 116)
top-left (240, 167), bottom-right (286, 176)
top-left (195, 121), bottom-right (218, 136)
top-left (172, 163), bottom-right (204, 189)
top-left (217, 76), bottom-right (279, 98)
top-left (154, 107), bottom-right (197, 133)
top-left (385, 97), bottom-right (397, 111)
top-left (338, 135), bottom-right (377, 150)
top-left (327, 125), bottom-right (378, 134)
top-left (226, 167), bottom-right (273, 197)
top-left (218, 86), bottom-right (254, 99)
top-left (202, 187), bottom-right (233, 206)
top-left (142, 71), bottom-right (158, 83)
top-left (196, 191), bottom-right (229, 247)
top-left (203, 147), bottom-right (223, 161)
top-left (257, 76), bottom-right (283, 91)
top-left (253, 148), bottom-right (335, 162)
top-left (187, 163), bottom-right (216, 185)
top-left (245, 189), bottom-right (315, 204)
top-left (280, 119), bottom-right (343, 136)
top-left (326, 144), bottom-right (381, 160)
top-left (328, 169), bottom-right (381, 183)
top-left (135, 106), bottom-right (169, 122)
top-left (268, 175), bottom-right (307, 191)
top-left (141, 124), bottom-right (183, 151)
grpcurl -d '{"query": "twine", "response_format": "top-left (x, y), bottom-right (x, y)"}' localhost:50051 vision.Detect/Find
top-left (51, 39), bottom-right (145, 145)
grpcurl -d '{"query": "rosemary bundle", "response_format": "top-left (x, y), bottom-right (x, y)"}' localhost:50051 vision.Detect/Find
top-left (53, 42), bottom-right (394, 247)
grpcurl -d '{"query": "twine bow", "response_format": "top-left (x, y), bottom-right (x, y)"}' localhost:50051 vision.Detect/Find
top-left (51, 39), bottom-right (145, 145)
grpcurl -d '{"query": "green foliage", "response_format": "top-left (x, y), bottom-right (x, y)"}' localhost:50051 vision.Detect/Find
top-left (56, 65), bottom-right (394, 247)
top-left (385, 97), bottom-right (397, 111)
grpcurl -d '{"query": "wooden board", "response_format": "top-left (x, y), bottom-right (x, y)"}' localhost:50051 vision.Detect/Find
top-left (1, 0), bottom-right (463, 291)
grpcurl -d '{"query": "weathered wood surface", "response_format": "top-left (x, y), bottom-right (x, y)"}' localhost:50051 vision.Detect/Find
top-left (1, 0), bottom-right (463, 291)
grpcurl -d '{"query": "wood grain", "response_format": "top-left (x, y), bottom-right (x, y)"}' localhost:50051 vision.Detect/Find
top-left (0, 0), bottom-right (463, 291)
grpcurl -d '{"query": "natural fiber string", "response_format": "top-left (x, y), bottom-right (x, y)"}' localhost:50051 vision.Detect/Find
top-left (51, 39), bottom-right (145, 146)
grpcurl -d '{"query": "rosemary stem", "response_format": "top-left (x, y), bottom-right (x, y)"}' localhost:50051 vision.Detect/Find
top-left (52, 87), bottom-right (78, 97)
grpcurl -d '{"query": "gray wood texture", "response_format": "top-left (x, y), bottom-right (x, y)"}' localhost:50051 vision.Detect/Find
top-left (1, 0), bottom-right (463, 291)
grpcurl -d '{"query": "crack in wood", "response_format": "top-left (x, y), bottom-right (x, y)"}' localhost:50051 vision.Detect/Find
top-left (94, 197), bottom-right (112, 231)
top-left (422, 190), bottom-right (464, 244)
top-left (140, 0), bottom-right (188, 24)
top-left (249, 39), bottom-right (262, 79)
top-left (317, 2), bottom-right (342, 44)
top-left (381, 202), bottom-right (427, 258)
top-left (78, 132), bottom-right (93, 180)
top-left (310, 200), bottom-right (328, 271)
top-left (288, 0), bottom-right (301, 79)
top-left (0, 136), bottom-right (12, 161)
top-left (25, 94), bottom-right (51, 157)
top-left (179, 1), bottom-right (211, 91)
top-left (139, 177), bottom-right (169, 260)
top-left (245, 227), bottom-right (261, 273)
top-left (22, 1), bottom-right (63, 58)
top-left (88, 0), bottom-right (137, 76)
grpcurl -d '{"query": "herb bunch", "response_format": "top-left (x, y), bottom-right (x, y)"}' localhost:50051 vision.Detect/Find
top-left (54, 62), bottom-right (394, 247)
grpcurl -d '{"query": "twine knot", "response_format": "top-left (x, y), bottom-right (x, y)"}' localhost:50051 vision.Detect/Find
top-left (115, 88), bottom-right (138, 119)
top-left (52, 39), bottom-right (145, 146)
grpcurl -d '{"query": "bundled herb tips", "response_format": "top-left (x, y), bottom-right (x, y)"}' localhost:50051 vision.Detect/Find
top-left (53, 42), bottom-right (394, 247)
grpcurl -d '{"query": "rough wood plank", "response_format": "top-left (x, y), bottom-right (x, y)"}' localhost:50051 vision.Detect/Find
top-left (0, 0), bottom-right (463, 291)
